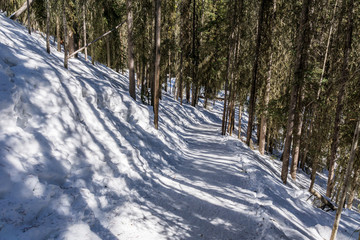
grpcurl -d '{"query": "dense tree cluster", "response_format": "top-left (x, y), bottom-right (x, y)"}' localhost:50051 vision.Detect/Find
top-left (2, 0), bottom-right (359, 237)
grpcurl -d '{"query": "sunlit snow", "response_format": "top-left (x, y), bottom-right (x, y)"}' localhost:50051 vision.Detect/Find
top-left (0, 12), bottom-right (359, 240)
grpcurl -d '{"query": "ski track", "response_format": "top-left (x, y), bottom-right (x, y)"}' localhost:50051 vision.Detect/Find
top-left (0, 12), bottom-right (359, 240)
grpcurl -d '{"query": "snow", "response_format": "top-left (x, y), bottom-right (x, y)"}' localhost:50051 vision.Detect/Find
top-left (0, 12), bottom-right (359, 239)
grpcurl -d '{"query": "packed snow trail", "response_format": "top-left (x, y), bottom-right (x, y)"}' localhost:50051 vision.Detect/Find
top-left (0, 13), bottom-right (359, 240)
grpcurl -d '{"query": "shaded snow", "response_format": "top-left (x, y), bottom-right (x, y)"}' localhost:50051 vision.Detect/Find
top-left (0, 13), bottom-right (359, 240)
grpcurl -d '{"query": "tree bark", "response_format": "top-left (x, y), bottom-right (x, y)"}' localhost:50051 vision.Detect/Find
top-left (238, 104), bottom-right (243, 139)
top-left (281, 0), bottom-right (312, 184)
top-left (347, 168), bottom-right (359, 209)
top-left (153, 0), bottom-right (161, 129)
top-left (56, 15), bottom-right (61, 52)
top-left (106, 35), bottom-right (111, 67)
top-left (27, 0), bottom-right (31, 34)
top-left (46, 0), bottom-right (50, 54)
top-left (290, 90), bottom-right (305, 180)
top-left (330, 119), bottom-right (359, 240)
top-left (62, 0), bottom-right (68, 69)
top-left (126, 0), bottom-right (136, 100)
top-left (83, 2), bottom-right (87, 61)
top-left (259, 54), bottom-right (272, 155)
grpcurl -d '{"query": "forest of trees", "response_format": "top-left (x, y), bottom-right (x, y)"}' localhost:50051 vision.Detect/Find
top-left (1, 0), bottom-right (359, 238)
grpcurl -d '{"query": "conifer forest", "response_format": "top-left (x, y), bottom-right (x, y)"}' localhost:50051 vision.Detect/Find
top-left (0, 0), bottom-right (360, 239)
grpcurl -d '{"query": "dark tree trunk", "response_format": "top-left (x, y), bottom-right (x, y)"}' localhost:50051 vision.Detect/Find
top-left (46, 0), bottom-right (50, 53)
top-left (83, 1), bottom-right (87, 61)
top-left (153, 0), bottom-right (161, 129)
top-left (62, 0), bottom-right (68, 69)
top-left (127, 0), bottom-right (136, 100)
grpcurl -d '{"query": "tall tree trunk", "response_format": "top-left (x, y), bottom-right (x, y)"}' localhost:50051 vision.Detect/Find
top-left (46, 0), bottom-right (50, 53)
top-left (281, 0), bottom-right (312, 184)
top-left (178, 52), bottom-right (183, 105)
top-left (290, 91), bottom-right (305, 180)
top-left (330, 119), bottom-right (359, 240)
top-left (326, 0), bottom-right (352, 198)
top-left (56, 15), bottom-right (61, 52)
top-left (347, 168), bottom-right (359, 209)
top-left (62, 0), bottom-right (68, 69)
top-left (259, 54), bottom-right (272, 154)
top-left (106, 35), bottom-right (111, 67)
top-left (83, 1), bottom-right (87, 61)
top-left (126, 0), bottom-right (136, 100)
top-left (153, 0), bottom-right (161, 129)
top-left (259, 0), bottom-right (275, 154)
top-left (27, 0), bottom-right (31, 34)
top-left (238, 104), bottom-right (243, 139)
top-left (246, 0), bottom-right (267, 146)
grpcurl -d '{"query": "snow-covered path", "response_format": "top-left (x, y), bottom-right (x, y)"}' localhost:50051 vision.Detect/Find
top-left (1, 12), bottom-right (360, 240)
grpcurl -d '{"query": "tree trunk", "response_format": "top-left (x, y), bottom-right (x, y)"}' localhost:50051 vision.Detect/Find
top-left (259, 54), bottom-right (272, 155)
top-left (153, 0), bottom-right (161, 129)
top-left (56, 15), bottom-right (61, 52)
top-left (106, 35), bottom-right (111, 67)
top-left (177, 52), bottom-right (183, 104)
top-left (246, 0), bottom-right (268, 146)
top-left (10, 0), bottom-right (34, 20)
top-left (326, 0), bottom-right (352, 198)
top-left (330, 119), bottom-right (359, 240)
top-left (347, 169), bottom-right (359, 209)
top-left (290, 91), bottom-right (305, 180)
top-left (62, 0), bottom-right (68, 69)
top-left (83, 2), bottom-right (87, 61)
top-left (167, 49), bottom-right (171, 93)
top-left (126, 0), bottom-right (136, 100)
top-left (46, 0), bottom-right (50, 53)
top-left (27, 0), bottom-right (31, 34)
top-left (281, 0), bottom-right (312, 184)
top-left (238, 104), bottom-right (242, 139)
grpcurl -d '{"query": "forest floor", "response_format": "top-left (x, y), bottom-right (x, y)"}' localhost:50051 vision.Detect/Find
top-left (0, 12), bottom-right (359, 240)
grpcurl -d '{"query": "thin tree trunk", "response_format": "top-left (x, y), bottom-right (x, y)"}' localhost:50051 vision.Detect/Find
top-left (153, 0), bottom-right (161, 129)
top-left (330, 119), bottom-right (359, 240)
top-left (259, 53), bottom-right (272, 154)
top-left (46, 0), bottom-right (50, 53)
top-left (27, 0), bottom-right (31, 34)
top-left (178, 52), bottom-right (183, 105)
top-left (238, 104), bottom-right (242, 139)
top-left (106, 35), bottom-right (111, 67)
top-left (62, 0), bottom-right (68, 69)
top-left (56, 15), bottom-right (61, 52)
top-left (127, 0), bottom-right (136, 100)
top-left (347, 169), bottom-right (359, 209)
top-left (83, 2), bottom-right (87, 61)
top-left (290, 91), bottom-right (305, 180)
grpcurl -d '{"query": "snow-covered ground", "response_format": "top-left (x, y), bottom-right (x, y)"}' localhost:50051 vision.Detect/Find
top-left (0, 13), bottom-right (359, 240)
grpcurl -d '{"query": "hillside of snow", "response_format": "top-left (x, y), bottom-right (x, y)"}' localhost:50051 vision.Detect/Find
top-left (0, 13), bottom-right (359, 240)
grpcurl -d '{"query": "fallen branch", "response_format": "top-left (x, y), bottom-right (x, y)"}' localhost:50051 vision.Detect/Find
top-left (309, 188), bottom-right (337, 211)
top-left (9, 0), bottom-right (34, 20)
top-left (68, 19), bottom-right (126, 59)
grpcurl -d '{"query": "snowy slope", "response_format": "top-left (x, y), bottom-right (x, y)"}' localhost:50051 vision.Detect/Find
top-left (0, 13), bottom-right (359, 240)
